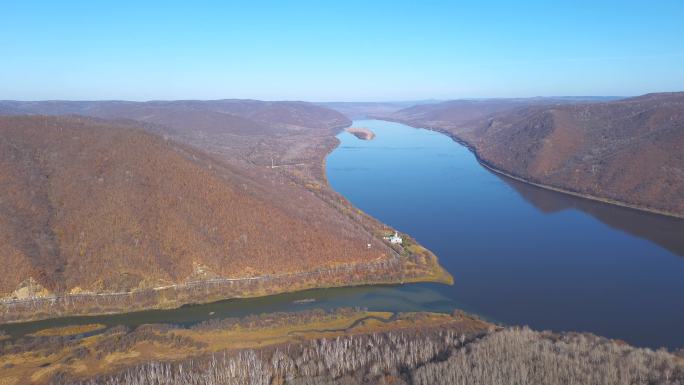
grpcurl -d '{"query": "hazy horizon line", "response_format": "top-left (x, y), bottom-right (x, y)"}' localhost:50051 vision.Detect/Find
top-left (0, 94), bottom-right (647, 104)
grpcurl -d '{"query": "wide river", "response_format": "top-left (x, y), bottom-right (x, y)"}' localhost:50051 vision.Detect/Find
top-left (326, 120), bottom-right (684, 349)
top-left (4, 120), bottom-right (683, 349)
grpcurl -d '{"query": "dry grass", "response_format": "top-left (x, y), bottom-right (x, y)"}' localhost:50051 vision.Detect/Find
top-left (0, 310), bottom-right (473, 384)
top-left (56, 311), bottom-right (684, 385)
top-left (6, 309), bottom-right (677, 385)
top-left (28, 324), bottom-right (106, 338)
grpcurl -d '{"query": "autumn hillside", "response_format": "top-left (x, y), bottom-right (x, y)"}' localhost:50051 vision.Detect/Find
top-left (0, 100), bottom-right (350, 133)
top-left (0, 115), bottom-right (446, 321)
top-left (387, 93), bottom-right (684, 217)
top-left (0, 99), bottom-right (351, 183)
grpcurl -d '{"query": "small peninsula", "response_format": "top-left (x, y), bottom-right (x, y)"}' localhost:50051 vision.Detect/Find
top-left (346, 127), bottom-right (376, 140)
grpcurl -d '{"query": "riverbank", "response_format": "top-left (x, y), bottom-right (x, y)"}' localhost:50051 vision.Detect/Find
top-left (0, 309), bottom-right (491, 384)
top-left (0, 254), bottom-right (451, 324)
top-left (380, 117), bottom-right (684, 220)
top-left (3, 308), bottom-right (681, 385)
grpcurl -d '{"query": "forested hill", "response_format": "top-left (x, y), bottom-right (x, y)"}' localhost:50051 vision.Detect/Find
top-left (387, 93), bottom-right (684, 217)
top-left (0, 114), bottom-right (447, 322)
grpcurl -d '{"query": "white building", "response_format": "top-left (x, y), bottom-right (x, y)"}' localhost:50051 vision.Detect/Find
top-left (388, 231), bottom-right (403, 245)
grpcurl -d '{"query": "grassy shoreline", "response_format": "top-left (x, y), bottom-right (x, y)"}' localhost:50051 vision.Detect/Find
top-left (0, 259), bottom-right (451, 325)
top-left (4, 307), bottom-right (680, 385)
top-left (0, 309), bottom-right (491, 384)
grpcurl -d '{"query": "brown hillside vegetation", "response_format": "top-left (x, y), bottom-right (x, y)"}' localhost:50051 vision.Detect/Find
top-left (319, 101), bottom-right (424, 119)
top-left (0, 100), bottom-right (350, 183)
top-left (388, 93), bottom-right (684, 217)
top-left (0, 100), bottom-right (349, 133)
top-left (0, 115), bottom-right (447, 321)
top-left (381, 97), bottom-right (615, 132)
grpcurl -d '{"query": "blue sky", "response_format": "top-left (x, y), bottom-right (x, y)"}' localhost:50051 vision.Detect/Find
top-left (3, 0), bottom-right (684, 101)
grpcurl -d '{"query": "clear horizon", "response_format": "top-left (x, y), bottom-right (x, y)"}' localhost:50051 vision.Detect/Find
top-left (3, 0), bottom-right (684, 101)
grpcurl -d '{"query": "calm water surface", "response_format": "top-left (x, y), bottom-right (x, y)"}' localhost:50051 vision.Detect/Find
top-left (326, 120), bottom-right (684, 349)
top-left (4, 120), bottom-right (683, 349)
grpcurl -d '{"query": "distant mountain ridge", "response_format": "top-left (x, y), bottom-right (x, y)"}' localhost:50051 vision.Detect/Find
top-left (319, 100), bottom-right (442, 119)
top-left (0, 99), bottom-right (351, 181)
top-left (385, 93), bottom-right (684, 217)
top-left (0, 99), bottom-right (350, 133)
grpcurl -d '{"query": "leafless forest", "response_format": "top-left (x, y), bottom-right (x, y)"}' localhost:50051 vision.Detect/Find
top-left (55, 326), bottom-right (683, 385)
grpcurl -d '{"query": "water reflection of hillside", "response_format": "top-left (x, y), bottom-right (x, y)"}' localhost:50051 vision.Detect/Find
top-left (498, 175), bottom-right (684, 258)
